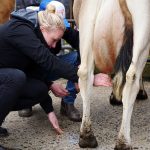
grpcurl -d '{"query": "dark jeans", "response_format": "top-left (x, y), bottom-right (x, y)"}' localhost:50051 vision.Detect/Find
top-left (0, 68), bottom-right (52, 126)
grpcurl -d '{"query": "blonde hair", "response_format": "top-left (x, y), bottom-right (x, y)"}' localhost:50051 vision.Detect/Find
top-left (38, 4), bottom-right (66, 31)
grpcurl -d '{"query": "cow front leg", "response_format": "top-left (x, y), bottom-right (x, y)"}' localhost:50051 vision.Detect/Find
top-left (78, 59), bottom-right (98, 148)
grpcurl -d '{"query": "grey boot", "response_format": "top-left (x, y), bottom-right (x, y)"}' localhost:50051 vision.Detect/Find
top-left (0, 145), bottom-right (20, 150)
top-left (18, 108), bottom-right (32, 117)
top-left (60, 100), bottom-right (82, 122)
top-left (0, 127), bottom-right (9, 137)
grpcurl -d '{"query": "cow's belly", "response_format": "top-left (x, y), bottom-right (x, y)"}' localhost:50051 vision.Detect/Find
top-left (93, 0), bottom-right (125, 73)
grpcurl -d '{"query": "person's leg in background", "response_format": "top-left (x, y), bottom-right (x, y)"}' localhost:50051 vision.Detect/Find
top-left (0, 68), bottom-right (26, 137)
top-left (58, 51), bottom-right (81, 122)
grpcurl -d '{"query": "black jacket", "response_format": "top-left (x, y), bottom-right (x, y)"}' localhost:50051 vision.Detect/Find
top-left (0, 9), bottom-right (79, 83)
top-left (0, 9), bottom-right (79, 113)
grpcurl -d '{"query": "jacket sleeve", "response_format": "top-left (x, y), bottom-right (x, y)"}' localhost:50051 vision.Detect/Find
top-left (62, 27), bottom-right (79, 51)
top-left (40, 95), bottom-right (54, 114)
top-left (7, 24), bottom-right (78, 83)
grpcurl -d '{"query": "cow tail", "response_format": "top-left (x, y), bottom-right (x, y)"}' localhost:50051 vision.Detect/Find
top-left (112, 0), bottom-right (133, 101)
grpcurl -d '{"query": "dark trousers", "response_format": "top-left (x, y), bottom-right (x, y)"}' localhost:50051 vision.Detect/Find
top-left (0, 68), bottom-right (51, 126)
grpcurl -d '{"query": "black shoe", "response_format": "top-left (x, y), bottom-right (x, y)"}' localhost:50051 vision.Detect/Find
top-left (0, 127), bottom-right (9, 137)
top-left (0, 145), bottom-right (6, 150)
top-left (60, 100), bottom-right (82, 122)
top-left (18, 108), bottom-right (32, 117)
top-left (0, 145), bottom-right (19, 150)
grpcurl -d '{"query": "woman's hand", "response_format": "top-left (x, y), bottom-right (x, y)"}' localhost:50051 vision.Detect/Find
top-left (48, 111), bottom-right (63, 135)
top-left (49, 82), bottom-right (69, 97)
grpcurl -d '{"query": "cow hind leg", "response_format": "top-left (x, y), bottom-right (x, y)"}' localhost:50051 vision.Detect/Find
top-left (79, 128), bottom-right (98, 148)
top-left (78, 53), bottom-right (98, 148)
top-left (115, 57), bottom-right (149, 150)
top-left (78, 78), bottom-right (98, 148)
top-left (114, 64), bottom-right (139, 150)
top-left (115, 0), bottom-right (150, 148)
top-left (78, 72), bottom-right (98, 148)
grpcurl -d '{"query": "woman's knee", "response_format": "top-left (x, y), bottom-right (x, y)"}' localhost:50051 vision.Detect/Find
top-left (23, 78), bottom-right (49, 100)
top-left (37, 82), bottom-right (49, 100)
top-left (0, 68), bottom-right (26, 87)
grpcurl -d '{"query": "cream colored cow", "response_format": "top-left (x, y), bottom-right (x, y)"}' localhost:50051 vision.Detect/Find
top-left (73, 0), bottom-right (150, 149)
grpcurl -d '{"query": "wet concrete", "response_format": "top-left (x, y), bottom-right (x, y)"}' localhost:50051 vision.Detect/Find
top-left (0, 80), bottom-right (150, 150)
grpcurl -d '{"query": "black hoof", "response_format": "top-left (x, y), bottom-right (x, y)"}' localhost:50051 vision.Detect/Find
top-left (0, 145), bottom-right (19, 150)
top-left (79, 133), bottom-right (98, 148)
top-left (109, 93), bottom-right (122, 106)
top-left (136, 90), bottom-right (148, 101)
top-left (114, 144), bottom-right (132, 150)
top-left (0, 127), bottom-right (9, 137)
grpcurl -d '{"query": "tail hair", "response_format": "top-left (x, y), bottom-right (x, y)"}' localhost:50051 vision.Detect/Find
top-left (112, 0), bottom-right (133, 100)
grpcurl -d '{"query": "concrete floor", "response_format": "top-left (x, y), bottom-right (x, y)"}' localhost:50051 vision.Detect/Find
top-left (0, 80), bottom-right (150, 150)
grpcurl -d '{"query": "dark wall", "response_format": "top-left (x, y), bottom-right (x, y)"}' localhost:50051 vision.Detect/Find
top-left (16, 0), bottom-right (41, 10)
top-left (16, 0), bottom-right (74, 19)
top-left (59, 0), bottom-right (73, 19)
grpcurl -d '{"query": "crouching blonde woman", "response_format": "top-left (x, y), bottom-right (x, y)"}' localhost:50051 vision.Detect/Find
top-left (0, 6), bottom-right (79, 150)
